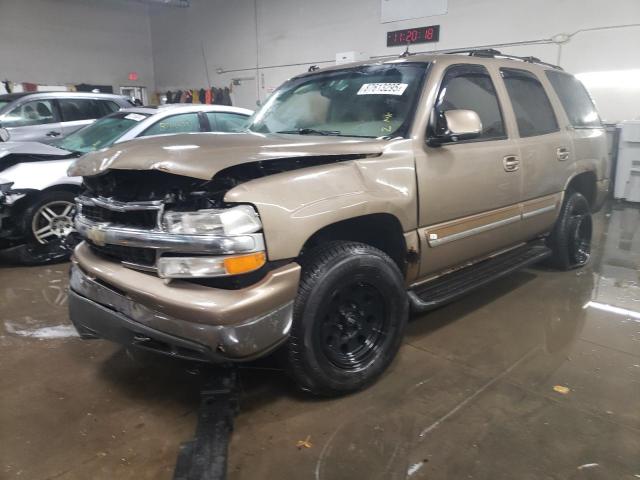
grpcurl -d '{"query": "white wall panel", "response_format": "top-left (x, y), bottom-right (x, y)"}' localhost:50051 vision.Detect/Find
top-left (149, 0), bottom-right (640, 121)
top-left (0, 0), bottom-right (155, 92)
top-left (380, 0), bottom-right (448, 23)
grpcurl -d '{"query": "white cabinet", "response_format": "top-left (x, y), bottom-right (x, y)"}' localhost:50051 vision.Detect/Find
top-left (614, 120), bottom-right (640, 202)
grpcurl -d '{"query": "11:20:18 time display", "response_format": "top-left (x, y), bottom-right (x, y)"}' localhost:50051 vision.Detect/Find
top-left (386, 25), bottom-right (440, 47)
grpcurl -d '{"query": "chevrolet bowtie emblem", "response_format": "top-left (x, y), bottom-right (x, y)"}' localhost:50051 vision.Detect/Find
top-left (87, 226), bottom-right (107, 246)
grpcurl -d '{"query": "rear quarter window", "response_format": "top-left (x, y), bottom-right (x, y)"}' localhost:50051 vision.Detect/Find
top-left (207, 112), bottom-right (250, 132)
top-left (545, 71), bottom-right (601, 128)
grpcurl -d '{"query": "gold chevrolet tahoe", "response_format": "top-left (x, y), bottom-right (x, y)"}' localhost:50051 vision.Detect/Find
top-left (67, 50), bottom-right (609, 395)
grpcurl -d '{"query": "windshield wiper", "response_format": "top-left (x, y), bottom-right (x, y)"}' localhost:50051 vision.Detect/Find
top-left (276, 128), bottom-right (342, 136)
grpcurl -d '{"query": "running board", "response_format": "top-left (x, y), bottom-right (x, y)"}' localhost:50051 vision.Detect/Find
top-left (408, 244), bottom-right (552, 313)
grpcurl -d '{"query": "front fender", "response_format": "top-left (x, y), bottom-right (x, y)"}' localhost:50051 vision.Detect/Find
top-left (224, 153), bottom-right (417, 261)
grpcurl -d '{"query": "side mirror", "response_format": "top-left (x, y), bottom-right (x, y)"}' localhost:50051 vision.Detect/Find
top-left (0, 128), bottom-right (9, 142)
top-left (428, 109), bottom-right (482, 146)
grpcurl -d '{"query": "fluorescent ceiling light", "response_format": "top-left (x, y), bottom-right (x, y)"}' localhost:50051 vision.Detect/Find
top-left (576, 69), bottom-right (640, 89)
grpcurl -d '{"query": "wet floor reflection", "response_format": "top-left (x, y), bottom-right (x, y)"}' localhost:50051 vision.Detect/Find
top-left (0, 203), bottom-right (639, 480)
top-left (586, 203), bottom-right (640, 325)
top-left (0, 265), bottom-right (72, 343)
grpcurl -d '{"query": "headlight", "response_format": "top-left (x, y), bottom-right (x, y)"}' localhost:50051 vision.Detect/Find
top-left (0, 179), bottom-right (14, 194)
top-left (162, 205), bottom-right (261, 235)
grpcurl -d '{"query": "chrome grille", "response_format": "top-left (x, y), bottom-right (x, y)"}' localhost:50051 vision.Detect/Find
top-left (76, 196), bottom-right (164, 270)
top-left (80, 204), bottom-right (160, 229)
top-left (77, 196), bottom-right (163, 230)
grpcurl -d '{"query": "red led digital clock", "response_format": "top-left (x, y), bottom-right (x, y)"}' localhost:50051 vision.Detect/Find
top-left (387, 25), bottom-right (440, 47)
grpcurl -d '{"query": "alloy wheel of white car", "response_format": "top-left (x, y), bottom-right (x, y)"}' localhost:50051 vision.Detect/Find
top-left (31, 200), bottom-right (76, 244)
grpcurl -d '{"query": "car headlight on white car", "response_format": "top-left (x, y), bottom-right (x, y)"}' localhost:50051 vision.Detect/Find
top-left (0, 178), bottom-right (13, 194)
top-left (162, 205), bottom-right (262, 235)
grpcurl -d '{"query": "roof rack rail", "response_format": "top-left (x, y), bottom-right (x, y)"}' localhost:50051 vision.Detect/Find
top-left (445, 49), bottom-right (563, 70)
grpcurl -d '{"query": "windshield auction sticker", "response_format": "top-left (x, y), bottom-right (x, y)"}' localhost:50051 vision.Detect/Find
top-left (124, 113), bottom-right (147, 121)
top-left (357, 83), bottom-right (409, 95)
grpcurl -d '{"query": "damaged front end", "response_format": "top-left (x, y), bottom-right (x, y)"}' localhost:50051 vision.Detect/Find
top-left (76, 169), bottom-right (270, 284)
top-left (68, 167), bottom-right (304, 362)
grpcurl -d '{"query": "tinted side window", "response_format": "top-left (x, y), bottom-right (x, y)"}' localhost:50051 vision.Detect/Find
top-left (2, 100), bottom-right (56, 127)
top-left (207, 112), bottom-right (249, 132)
top-left (434, 65), bottom-right (506, 141)
top-left (545, 71), bottom-right (601, 127)
top-left (140, 113), bottom-right (201, 137)
top-left (59, 99), bottom-right (103, 121)
top-left (501, 68), bottom-right (558, 137)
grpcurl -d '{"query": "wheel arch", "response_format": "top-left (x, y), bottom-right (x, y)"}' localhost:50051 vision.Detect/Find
top-left (299, 213), bottom-right (408, 274)
top-left (41, 182), bottom-right (82, 195)
top-left (565, 171), bottom-right (597, 209)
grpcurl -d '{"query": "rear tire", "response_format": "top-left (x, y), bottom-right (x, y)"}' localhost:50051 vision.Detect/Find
top-left (546, 191), bottom-right (592, 270)
top-left (286, 241), bottom-right (408, 396)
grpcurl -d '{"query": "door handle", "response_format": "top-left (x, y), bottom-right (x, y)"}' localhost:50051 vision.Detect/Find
top-left (503, 155), bottom-right (520, 172)
top-left (557, 147), bottom-right (570, 161)
top-left (46, 131), bottom-right (61, 137)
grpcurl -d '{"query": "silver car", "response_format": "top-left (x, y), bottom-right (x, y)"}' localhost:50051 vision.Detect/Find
top-left (0, 91), bottom-right (134, 143)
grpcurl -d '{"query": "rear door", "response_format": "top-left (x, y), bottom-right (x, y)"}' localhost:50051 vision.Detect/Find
top-left (0, 98), bottom-right (62, 142)
top-left (415, 63), bottom-right (524, 276)
top-left (57, 98), bottom-right (105, 137)
top-left (545, 70), bottom-right (609, 190)
top-left (499, 68), bottom-right (571, 239)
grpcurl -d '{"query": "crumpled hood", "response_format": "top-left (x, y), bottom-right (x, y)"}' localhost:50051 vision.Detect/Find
top-left (0, 141), bottom-right (71, 160)
top-left (68, 131), bottom-right (388, 180)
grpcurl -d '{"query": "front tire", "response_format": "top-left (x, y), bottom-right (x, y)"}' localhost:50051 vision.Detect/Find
top-left (286, 241), bottom-right (408, 396)
top-left (14, 190), bottom-right (77, 264)
top-left (24, 190), bottom-right (76, 247)
top-left (546, 191), bottom-right (592, 270)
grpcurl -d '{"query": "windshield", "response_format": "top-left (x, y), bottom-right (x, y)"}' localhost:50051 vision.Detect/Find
top-left (0, 100), bottom-right (10, 111)
top-left (52, 111), bottom-right (150, 153)
top-left (248, 63), bottom-right (428, 138)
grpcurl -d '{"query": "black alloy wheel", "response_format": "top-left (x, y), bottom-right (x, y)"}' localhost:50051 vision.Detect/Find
top-left (286, 241), bottom-right (408, 396)
top-left (318, 280), bottom-right (389, 371)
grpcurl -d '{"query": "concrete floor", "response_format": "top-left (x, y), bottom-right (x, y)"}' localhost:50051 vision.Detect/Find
top-left (1, 202), bottom-right (639, 480)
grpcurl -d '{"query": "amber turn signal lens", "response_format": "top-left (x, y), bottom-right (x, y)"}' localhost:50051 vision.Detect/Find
top-left (223, 252), bottom-right (266, 275)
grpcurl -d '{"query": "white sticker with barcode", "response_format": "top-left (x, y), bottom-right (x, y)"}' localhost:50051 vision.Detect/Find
top-left (125, 113), bottom-right (146, 121)
top-left (357, 83), bottom-right (409, 96)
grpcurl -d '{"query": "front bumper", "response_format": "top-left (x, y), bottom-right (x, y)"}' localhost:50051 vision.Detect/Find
top-left (69, 242), bottom-right (301, 362)
top-left (0, 190), bottom-right (27, 244)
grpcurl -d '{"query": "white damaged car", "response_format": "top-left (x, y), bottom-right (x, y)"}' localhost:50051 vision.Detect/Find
top-left (0, 104), bottom-right (252, 264)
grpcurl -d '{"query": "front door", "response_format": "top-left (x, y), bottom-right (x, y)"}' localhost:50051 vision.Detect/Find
top-left (0, 99), bottom-right (62, 142)
top-left (415, 63), bottom-right (524, 276)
